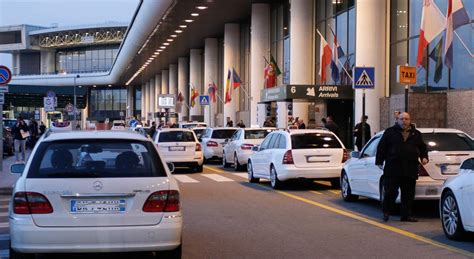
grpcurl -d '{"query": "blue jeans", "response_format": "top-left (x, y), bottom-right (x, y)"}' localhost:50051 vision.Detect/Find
top-left (14, 139), bottom-right (26, 162)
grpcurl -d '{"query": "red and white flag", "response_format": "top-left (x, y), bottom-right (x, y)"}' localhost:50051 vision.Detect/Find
top-left (319, 35), bottom-right (332, 84)
top-left (444, 0), bottom-right (470, 69)
top-left (416, 0), bottom-right (446, 67)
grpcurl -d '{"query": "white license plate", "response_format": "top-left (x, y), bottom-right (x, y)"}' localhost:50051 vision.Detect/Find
top-left (306, 156), bottom-right (330, 163)
top-left (169, 146), bottom-right (185, 151)
top-left (70, 199), bottom-right (126, 214)
top-left (425, 188), bottom-right (438, 196)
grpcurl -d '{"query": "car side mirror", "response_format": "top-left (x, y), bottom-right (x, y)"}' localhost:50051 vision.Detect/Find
top-left (167, 162), bottom-right (175, 174)
top-left (252, 145), bottom-right (259, 152)
top-left (350, 151), bottom-right (360, 159)
top-left (11, 163), bottom-right (25, 174)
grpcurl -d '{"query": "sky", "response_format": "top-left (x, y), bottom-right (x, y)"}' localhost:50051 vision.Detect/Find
top-left (0, 0), bottom-right (138, 67)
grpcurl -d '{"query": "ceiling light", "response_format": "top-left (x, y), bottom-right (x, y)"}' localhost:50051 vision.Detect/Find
top-left (167, 39), bottom-right (174, 42)
top-left (184, 19), bottom-right (194, 23)
top-left (196, 6), bottom-right (207, 10)
top-left (171, 34), bottom-right (178, 37)
top-left (163, 42), bottom-right (170, 46)
top-left (154, 51), bottom-right (160, 54)
top-left (179, 25), bottom-right (187, 28)
top-left (152, 54), bottom-right (158, 57)
top-left (158, 49), bottom-right (164, 52)
top-left (175, 30), bottom-right (183, 33)
top-left (191, 13), bottom-right (199, 17)
top-left (160, 46), bottom-right (166, 49)
top-left (93, 85), bottom-right (97, 88)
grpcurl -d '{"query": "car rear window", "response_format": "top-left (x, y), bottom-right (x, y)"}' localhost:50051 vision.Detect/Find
top-left (27, 139), bottom-right (166, 178)
top-left (158, 131), bottom-right (196, 142)
top-left (211, 129), bottom-right (236, 139)
top-left (291, 133), bottom-right (342, 149)
top-left (244, 129), bottom-right (273, 139)
top-left (193, 129), bottom-right (205, 138)
top-left (423, 133), bottom-right (474, 151)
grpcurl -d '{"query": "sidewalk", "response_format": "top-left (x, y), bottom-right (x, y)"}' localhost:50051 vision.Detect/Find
top-left (0, 152), bottom-right (29, 195)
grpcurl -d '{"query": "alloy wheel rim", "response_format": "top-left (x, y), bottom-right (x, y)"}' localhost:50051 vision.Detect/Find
top-left (442, 196), bottom-right (458, 236)
top-left (342, 175), bottom-right (349, 198)
top-left (247, 162), bottom-right (253, 180)
top-left (234, 155), bottom-right (238, 169)
top-left (270, 168), bottom-right (276, 186)
top-left (222, 154), bottom-right (226, 166)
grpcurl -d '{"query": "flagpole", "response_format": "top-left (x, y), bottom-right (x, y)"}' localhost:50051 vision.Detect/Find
top-left (316, 29), bottom-right (353, 82)
top-left (239, 82), bottom-right (253, 101)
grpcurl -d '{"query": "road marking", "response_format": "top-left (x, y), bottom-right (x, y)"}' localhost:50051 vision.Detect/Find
top-left (173, 175), bottom-right (199, 183)
top-left (309, 190), bottom-right (323, 195)
top-left (204, 165), bottom-right (225, 174)
top-left (314, 180), bottom-right (332, 187)
top-left (329, 190), bottom-right (341, 195)
top-left (0, 222), bottom-right (9, 228)
top-left (0, 198), bottom-right (10, 202)
top-left (0, 205), bottom-right (8, 209)
top-left (0, 234), bottom-right (9, 241)
top-left (0, 212), bottom-right (8, 217)
top-left (233, 173), bottom-right (248, 179)
top-left (0, 249), bottom-right (8, 258)
top-left (201, 174), bottom-right (234, 182)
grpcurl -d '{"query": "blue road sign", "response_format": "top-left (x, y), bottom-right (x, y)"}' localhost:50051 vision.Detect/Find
top-left (353, 67), bottom-right (375, 89)
top-left (199, 95), bottom-right (210, 105)
top-left (0, 66), bottom-right (12, 86)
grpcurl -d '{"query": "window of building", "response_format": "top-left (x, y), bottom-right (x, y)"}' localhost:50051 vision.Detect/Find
top-left (271, 2), bottom-right (290, 85)
top-left (56, 45), bottom-right (119, 74)
top-left (89, 87), bottom-right (127, 120)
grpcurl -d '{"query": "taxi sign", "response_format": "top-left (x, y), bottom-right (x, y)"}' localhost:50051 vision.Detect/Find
top-left (397, 65), bottom-right (417, 85)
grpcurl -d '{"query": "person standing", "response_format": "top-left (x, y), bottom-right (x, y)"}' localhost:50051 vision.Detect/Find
top-left (12, 117), bottom-right (29, 162)
top-left (354, 115), bottom-right (371, 151)
top-left (237, 120), bottom-right (245, 128)
top-left (325, 116), bottom-right (339, 137)
top-left (298, 119), bottom-right (306, 129)
top-left (28, 119), bottom-right (39, 148)
top-left (39, 121), bottom-right (47, 136)
top-left (226, 118), bottom-right (234, 127)
top-left (149, 121), bottom-right (157, 139)
top-left (376, 112), bottom-right (428, 222)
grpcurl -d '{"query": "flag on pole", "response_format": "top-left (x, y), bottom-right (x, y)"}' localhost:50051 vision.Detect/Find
top-left (416, 0), bottom-right (446, 68)
top-left (232, 68), bottom-right (242, 89)
top-left (445, 0), bottom-right (470, 69)
top-left (319, 33), bottom-right (332, 84)
top-left (429, 37), bottom-right (444, 83)
top-left (190, 86), bottom-right (199, 107)
top-left (329, 28), bottom-right (344, 83)
top-left (224, 69), bottom-right (232, 104)
top-left (264, 54), bottom-right (282, 88)
top-left (208, 82), bottom-right (217, 103)
top-left (177, 91), bottom-right (183, 102)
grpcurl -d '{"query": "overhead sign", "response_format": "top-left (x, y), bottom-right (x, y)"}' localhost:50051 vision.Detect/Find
top-left (353, 67), bottom-right (375, 89)
top-left (46, 90), bottom-right (56, 98)
top-left (397, 65), bottom-right (417, 85)
top-left (199, 95), bottom-right (210, 105)
top-left (44, 97), bottom-right (55, 112)
top-left (158, 94), bottom-right (176, 109)
top-left (0, 66), bottom-right (12, 86)
top-left (0, 93), bottom-right (4, 105)
top-left (260, 85), bottom-right (353, 102)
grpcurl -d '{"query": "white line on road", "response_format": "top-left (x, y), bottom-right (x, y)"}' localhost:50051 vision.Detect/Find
top-left (314, 180), bottom-right (332, 187)
top-left (0, 212), bottom-right (8, 217)
top-left (0, 222), bottom-right (9, 228)
top-left (173, 175), bottom-right (199, 183)
top-left (201, 174), bottom-right (234, 182)
top-left (0, 234), bottom-right (9, 241)
top-left (0, 249), bottom-right (8, 258)
top-left (233, 173), bottom-right (248, 179)
top-left (0, 198), bottom-right (11, 202)
top-left (0, 205), bottom-right (8, 209)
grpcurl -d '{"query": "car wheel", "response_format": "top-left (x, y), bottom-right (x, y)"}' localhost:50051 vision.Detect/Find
top-left (441, 190), bottom-right (466, 240)
top-left (222, 153), bottom-right (230, 168)
top-left (194, 164), bottom-right (203, 173)
top-left (341, 172), bottom-right (358, 202)
top-left (270, 165), bottom-right (284, 189)
top-left (155, 244), bottom-right (182, 259)
top-left (247, 161), bottom-right (260, 183)
top-left (9, 245), bottom-right (34, 259)
top-left (234, 153), bottom-right (244, 171)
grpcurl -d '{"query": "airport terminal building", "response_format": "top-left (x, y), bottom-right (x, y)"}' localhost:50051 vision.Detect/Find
top-left (1, 0), bottom-right (472, 147)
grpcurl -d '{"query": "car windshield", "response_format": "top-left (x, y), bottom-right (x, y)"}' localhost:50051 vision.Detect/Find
top-left (423, 133), bottom-right (474, 151)
top-left (158, 131), bottom-right (195, 142)
top-left (291, 133), bottom-right (342, 149)
top-left (181, 124), bottom-right (196, 128)
top-left (27, 139), bottom-right (166, 178)
top-left (244, 129), bottom-right (273, 139)
top-left (211, 129), bottom-right (236, 139)
top-left (193, 129), bottom-right (205, 138)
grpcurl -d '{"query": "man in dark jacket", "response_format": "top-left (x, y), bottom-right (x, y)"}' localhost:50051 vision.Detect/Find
top-left (376, 112), bottom-right (428, 222)
top-left (354, 115), bottom-right (371, 151)
top-left (325, 116), bottom-right (339, 137)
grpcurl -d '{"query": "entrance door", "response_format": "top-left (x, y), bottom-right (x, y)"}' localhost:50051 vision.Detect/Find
top-left (327, 99), bottom-right (354, 149)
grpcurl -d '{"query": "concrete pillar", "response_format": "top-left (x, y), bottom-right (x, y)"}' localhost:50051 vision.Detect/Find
top-left (161, 70), bottom-right (169, 95)
top-left (12, 53), bottom-right (20, 75)
top-left (169, 64), bottom-right (178, 96)
top-left (190, 49), bottom-right (203, 117)
top-left (149, 77), bottom-right (155, 118)
top-left (204, 38), bottom-right (219, 126)
top-left (127, 86), bottom-right (134, 118)
top-left (355, 0), bottom-right (386, 133)
top-left (277, 101), bottom-right (289, 128)
top-left (145, 82), bottom-right (151, 122)
top-left (178, 57), bottom-right (189, 121)
top-left (250, 4), bottom-right (271, 127)
top-left (141, 84), bottom-right (146, 122)
top-left (289, 0), bottom-right (313, 124)
top-left (155, 74), bottom-right (162, 111)
top-left (223, 23), bottom-right (240, 126)
top-left (40, 51), bottom-right (55, 74)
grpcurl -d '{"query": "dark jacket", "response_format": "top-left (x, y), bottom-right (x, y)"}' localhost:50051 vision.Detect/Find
top-left (325, 121), bottom-right (339, 137)
top-left (298, 123), bottom-right (306, 129)
top-left (354, 122), bottom-right (371, 147)
top-left (376, 124), bottom-right (428, 179)
top-left (12, 121), bottom-right (29, 140)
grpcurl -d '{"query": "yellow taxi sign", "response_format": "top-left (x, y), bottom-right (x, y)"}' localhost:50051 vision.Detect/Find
top-left (397, 65), bottom-right (417, 85)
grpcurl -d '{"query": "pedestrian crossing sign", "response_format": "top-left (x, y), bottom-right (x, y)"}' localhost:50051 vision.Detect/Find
top-left (199, 95), bottom-right (210, 105)
top-left (353, 67), bottom-right (375, 89)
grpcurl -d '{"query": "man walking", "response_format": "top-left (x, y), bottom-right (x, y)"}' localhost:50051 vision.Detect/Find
top-left (353, 115), bottom-right (371, 151)
top-left (376, 112), bottom-right (428, 222)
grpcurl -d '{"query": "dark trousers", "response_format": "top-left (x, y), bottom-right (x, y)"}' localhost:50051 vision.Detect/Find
top-left (382, 176), bottom-right (416, 218)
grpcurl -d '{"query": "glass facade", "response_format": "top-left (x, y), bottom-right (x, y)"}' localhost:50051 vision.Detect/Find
top-left (271, 2), bottom-right (290, 85)
top-left (134, 86), bottom-right (142, 119)
top-left (89, 87), bottom-right (127, 120)
top-left (390, 0), bottom-right (474, 94)
top-left (315, 0), bottom-right (355, 86)
top-left (56, 45), bottom-right (119, 74)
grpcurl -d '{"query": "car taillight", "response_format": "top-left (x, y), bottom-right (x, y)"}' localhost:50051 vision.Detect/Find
top-left (282, 150), bottom-right (294, 164)
top-left (196, 143), bottom-right (202, 151)
top-left (143, 190), bottom-right (180, 212)
top-left (207, 141), bottom-right (218, 147)
top-left (342, 149), bottom-right (349, 163)
top-left (241, 143), bottom-right (254, 150)
top-left (13, 192), bottom-right (53, 214)
top-left (418, 164), bottom-right (429, 177)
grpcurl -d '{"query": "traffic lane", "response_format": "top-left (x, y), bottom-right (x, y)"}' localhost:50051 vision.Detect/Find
top-left (180, 167), bottom-right (465, 258)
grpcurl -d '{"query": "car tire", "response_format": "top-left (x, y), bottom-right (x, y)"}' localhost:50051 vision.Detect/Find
top-left (441, 190), bottom-right (466, 240)
top-left (341, 172), bottom-right (358, 202)
top-left (9, 245), bottom-right (34, 259)
top-left (155, 244), bottom-right (182, 259)
top-left (234, 154), bottom-right (244, 171)
top-left (270, 165), bottom-right (284, 189)
top-left (379, 178), bottom-right (385, 205)
top-left (195, 164), bottom-right (203, 173)
top-left (247, 161), bottom-right (260, 183)
top-left (222, 153), bottom-right (230, 168)
top-left (330, 178), bottom-right (340, 188)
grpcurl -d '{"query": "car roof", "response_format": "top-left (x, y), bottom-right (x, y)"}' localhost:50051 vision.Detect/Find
top-left (158, 128), bottom-right (194, 132)
top-left (287, 129), bottom-right (333, 135)
top-left (42, 130), bottom-right (148, 142)
top-left (209, 127), bottom-right (238, 130)
top-left (243, 127), bottom-right (276, 131)
top-left (374, 128), bottom-right (470, 136)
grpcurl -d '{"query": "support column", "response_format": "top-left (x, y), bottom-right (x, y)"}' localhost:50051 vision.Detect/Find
top-left (169, 64), bottom-right (178, 123)
top-left (149, 77), bottom-right (155, 120)
top-left (190, 49), bottom-right (203, 118)
top-left (223, 23), bottom-right (240, 126)
top-left (145, 82), bottom-right (151, 123)
top-left (127, 86), bottom-right (134, 118)
top-left (250, 3), bottom-right (271, 127)
top-left (289, 0), bottom-right (313, 125)
top-left (355, 0), bottom-right (386, 133)
top-left (204, 38), bottom-right (219, 126)
top-left (161, 70), bottom-right (169, 95)
top-left (155, 74), bottom-right (162, 111)
top-left (140, 84), bottom-right (145, 121)
top-left (178, 57), bottom-right (189, 121)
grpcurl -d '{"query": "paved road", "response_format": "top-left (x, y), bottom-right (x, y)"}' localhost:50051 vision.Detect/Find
top-left (0, 164), bottom-right (473, 258)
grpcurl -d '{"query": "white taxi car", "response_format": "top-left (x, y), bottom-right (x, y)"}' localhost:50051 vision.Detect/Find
top-left (440, 157), bottom-right (474, 240)
top-left (9, 131), bottom-right (182, 258)
top-left (247, 129), bottom-right (348, 189)
top-left (154, 128), bottom-right (203, 172)
top-left (341, 128), bottom-right (474, 202)
top-left (201, 127), bottom-right (237, 161)
top-left (222, 128), bottom-right (276, 171)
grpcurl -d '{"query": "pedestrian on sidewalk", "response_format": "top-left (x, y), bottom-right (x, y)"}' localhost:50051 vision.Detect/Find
top-left (12, 116), bottom-right (29, 162)
top-left (354, 115), bottom-right (371, 151)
